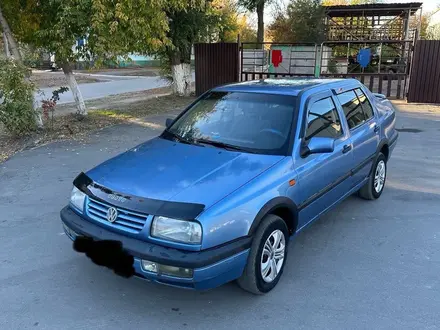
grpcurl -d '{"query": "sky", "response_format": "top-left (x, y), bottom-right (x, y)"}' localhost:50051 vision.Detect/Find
top-left (262, 0), bottom-right (440, 24)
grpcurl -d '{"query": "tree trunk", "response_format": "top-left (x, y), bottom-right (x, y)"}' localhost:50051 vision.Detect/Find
top-left (62, 63), bottom-right (87, 116)
top-left (171, 51), bottom-right (192, 96)
top-left (3, 32), bottom-right (10, 57)
top-left (256, 0), bottom-right (265, 48)
top-left (0, 5), bottom-right (22, 63)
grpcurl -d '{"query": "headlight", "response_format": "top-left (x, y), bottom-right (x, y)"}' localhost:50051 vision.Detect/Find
top-left (70, 186), bottom-right (86, 211)
top-left (151, 216), bottom-right (202, 244)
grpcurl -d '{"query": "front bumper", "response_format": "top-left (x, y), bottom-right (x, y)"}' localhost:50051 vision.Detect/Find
top-left (60, 206), bottom-right (251, 290)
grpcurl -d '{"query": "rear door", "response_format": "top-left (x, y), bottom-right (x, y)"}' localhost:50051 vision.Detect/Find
top-left (335, 87), bottom-right (380, 187)
top-left (293, 91), bottom-right (355, 229)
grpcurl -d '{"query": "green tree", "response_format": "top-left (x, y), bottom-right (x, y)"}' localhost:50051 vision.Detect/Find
top-left (208, 1), bottom-right (257, 44)
top-left (0, 58), bottom-right (36, 135)
top-left (212, 0), bottom-right (240, 42)
top-left (268, 0), bottom-right (325, 43)
top-left (1, 0), bottom-right (191, 116)
top-left (238, 0), bottom-right (271, 45)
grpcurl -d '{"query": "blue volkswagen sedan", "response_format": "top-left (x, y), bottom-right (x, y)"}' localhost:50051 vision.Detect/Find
top-left (61, 78), bottom-right (398, 294)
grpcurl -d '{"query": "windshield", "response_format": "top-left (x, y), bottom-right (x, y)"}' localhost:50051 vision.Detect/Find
top-left (163, 92), bottom-right (297, 155)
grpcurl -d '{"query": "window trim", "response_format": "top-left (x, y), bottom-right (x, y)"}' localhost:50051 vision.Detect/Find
top-left (303, 95), bottom-right (344, 141)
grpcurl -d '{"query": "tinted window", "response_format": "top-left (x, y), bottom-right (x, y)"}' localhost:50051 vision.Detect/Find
top-left (337, 90), bottom-right (366, 129)
top-left (355, 88), bottom-right (374, 120)
top-left (305, 97), bottom-right (342, 141)
top-left (165, 92), bottom-right (296, 155)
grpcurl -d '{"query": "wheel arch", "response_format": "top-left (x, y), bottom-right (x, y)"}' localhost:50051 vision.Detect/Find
top-left (248, 197), bottom-right (298, 236)
top-left (377, 138), bottom-right (390, 160)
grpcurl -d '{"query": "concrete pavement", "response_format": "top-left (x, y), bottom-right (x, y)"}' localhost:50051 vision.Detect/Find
top-left (0, 106), bottom-right (440, 329)
top-left (36, 76), bottom-right (170, 106)
top-left (35, 71), bottom-right (195, 106)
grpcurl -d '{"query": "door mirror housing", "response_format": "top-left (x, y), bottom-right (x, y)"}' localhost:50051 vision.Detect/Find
top-left (373, 93), bottom-right (386, 100)
top-left (165, 118), bottom-right (173, 128)
top-left (300, 137), bottom-right (335, 157)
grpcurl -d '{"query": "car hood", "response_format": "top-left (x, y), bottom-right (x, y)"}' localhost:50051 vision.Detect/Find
top-left (86, 137), bottom-right (284, 208)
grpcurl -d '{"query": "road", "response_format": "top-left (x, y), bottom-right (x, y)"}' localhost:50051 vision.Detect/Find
top-left (35, 75), bottom-right (170, 106)
top-left (1, 106), bottom-right (440, 329)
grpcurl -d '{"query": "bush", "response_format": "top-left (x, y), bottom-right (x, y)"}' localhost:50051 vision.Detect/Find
top-left (0, 58), bottom-right (37, 136)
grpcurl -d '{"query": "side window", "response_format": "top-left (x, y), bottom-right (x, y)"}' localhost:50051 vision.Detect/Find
top-left (305, 97), bottom-right (342, 141)
top-left (355, 88), bottom-right (374, 120)
top-left (337, 90), bottom-right (366, 129)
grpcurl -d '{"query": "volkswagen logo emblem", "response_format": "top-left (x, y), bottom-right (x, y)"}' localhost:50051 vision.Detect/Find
top-left (106, 207), bottom-right (118, 223)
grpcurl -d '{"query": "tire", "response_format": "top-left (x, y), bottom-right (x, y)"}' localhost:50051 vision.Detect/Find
top-left (237, 215), bottom-right (289, 295)
top-left (358, 152), bottom-right (387, 200)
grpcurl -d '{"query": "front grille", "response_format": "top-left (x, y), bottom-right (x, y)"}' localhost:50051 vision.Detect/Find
top-left (86, 197), bottom-right (148, 234)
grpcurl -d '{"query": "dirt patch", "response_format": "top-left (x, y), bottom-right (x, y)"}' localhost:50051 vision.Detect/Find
top-left (0, 93), bottom-right (195, 163)
top-left (392, 100), bottom-right (440, 116)
top-left (31, 71), bottom-right (104, 89)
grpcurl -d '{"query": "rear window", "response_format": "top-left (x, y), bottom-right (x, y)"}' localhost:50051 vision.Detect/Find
top-left (337, 90), bottom-right (366, 129)
top-left (355, 88), bottom-right (374, 120)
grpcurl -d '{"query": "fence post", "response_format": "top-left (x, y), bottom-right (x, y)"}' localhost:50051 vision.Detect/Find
top-left (237, 34), bottom-right (241, 82)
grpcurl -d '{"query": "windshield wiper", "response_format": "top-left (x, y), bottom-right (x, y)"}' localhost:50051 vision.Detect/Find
top-left (164, 129), bottom-right (194, 145)
top-left (195, 139), bottom-right (254, 153)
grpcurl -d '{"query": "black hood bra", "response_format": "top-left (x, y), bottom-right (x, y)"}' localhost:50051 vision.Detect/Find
top-left (73, 172), bottom-right (205, 220)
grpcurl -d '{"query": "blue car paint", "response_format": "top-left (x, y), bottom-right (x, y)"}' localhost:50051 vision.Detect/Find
top-left (61, 78), bottom-right (398, 290)
top-left (132, 250), bottom-right (250, 290)
top-left (86, 137), bottom-right (284, 208)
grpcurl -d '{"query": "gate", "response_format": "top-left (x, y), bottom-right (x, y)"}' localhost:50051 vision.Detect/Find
top-left (240, 42), bottom-right (318, 81)
top-left (239, 40), bottom-right (413, 99)
top-left (194, 43), bottom-right (239, 96)
top-left (319, 40), bottom-right (413, 99)
top-left (407, 40), bottom-right (440, 104)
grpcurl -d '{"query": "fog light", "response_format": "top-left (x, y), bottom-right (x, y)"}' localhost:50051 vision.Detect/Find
top-left (141, 260), bottom-right (158, 273)
top-left (63, 223), bottom-right (78, 239)
top-left (158, 264), bottom-right (193, 278)
top-left (140, 260), bottom-right (193, 278)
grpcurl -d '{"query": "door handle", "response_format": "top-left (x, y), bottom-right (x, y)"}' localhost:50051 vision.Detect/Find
top-left (342, 144), bottom-right (352, 154)
top-left (374, 125), bottom-right (380, 133)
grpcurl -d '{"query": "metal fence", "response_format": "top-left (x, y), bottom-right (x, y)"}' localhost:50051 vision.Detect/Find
top-left (194, 43), bottom-right (239, 96)
top-left (407, 40), bottom-right (440, 104)
top-left (239, 40), bottom-right (413, 99)
top-left (193, 40), bottom-right (416, 99)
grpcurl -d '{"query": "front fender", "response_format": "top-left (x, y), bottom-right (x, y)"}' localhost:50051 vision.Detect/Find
top-left (197, 157), bottom-right (294, 249)
top-left (248, 196), bottom-right (298, 236)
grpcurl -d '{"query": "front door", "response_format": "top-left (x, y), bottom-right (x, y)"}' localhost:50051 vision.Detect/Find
top-left (292, 92), bottom-right (355, 230)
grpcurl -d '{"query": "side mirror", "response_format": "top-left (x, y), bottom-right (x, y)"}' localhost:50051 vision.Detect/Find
top-left (165, 118), bottom-right (173, 128)
top-left (373, 93), bottom-right (386, 100)
top-left (300, 137), bottom-right (335, 157)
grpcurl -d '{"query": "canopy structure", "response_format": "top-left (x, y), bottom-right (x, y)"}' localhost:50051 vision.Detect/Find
top-left (324, 2), bottom-right (423, 41)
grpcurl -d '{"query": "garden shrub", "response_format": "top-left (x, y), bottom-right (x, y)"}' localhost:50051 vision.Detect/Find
top-left (0, 58), bottom-right (37, 136)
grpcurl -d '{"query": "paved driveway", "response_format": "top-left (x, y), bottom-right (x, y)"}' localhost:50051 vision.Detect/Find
top-left (36, 76), bottom-right (169, 106)
top-left (1, 107), bottom-right (439, 329)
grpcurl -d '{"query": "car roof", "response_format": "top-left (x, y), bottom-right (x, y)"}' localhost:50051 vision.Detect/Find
top-left (212, 78), bottom-right (361, 97)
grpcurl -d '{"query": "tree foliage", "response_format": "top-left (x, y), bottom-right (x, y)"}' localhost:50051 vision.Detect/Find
top-left (268, 0), bottom-right (325, 43)
top-left (0, 58), bottom-right (36, 135)
top-left (238, 0), bottom-right (270, 44)
top-left (322, 0), bottom-right (382, 4)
